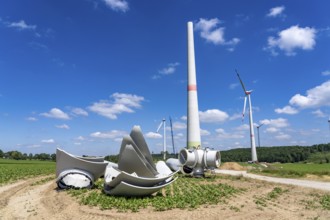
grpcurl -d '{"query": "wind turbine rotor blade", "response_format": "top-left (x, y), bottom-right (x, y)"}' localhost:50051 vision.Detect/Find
top-left (156, 121), bottom-right (163, 133)
top-left (242, 96), bottom-right (247, 121)
top-left (235, 69), bottom-right (247, 94)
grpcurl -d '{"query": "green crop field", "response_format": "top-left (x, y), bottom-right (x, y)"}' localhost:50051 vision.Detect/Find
top-left (68, 174), bottom-right (243, 212)
top-left (250, 163), bottom-right (330, 178)
top-left (0, 159), bottom-right (55, 185)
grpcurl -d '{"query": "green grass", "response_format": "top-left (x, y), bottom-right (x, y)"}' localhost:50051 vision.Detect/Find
top-left (320, 194), bottom-right (330, 210)
top-left (254, 186), bottom-right (288, 208)
top-left (249, 163), bottom-right (330, 178)
top-left (67, 174), bottom-right (243, 212)
top-left (0, 158), bottom-right (55, 185)
top-left (301, 193), bottom-right (330, 210)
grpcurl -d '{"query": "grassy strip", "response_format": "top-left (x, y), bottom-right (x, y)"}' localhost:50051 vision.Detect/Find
top-left (249, 163), bottom-right (330, 178)
top-left (301, 193), bottom-right (330, 210)
top-left (320, 194), bottom-right (330, 210)
top-left (0, 159), bottom-right (55, 185)
top-left (67, 174), bottom-right (243, 212)
top-left (30, 176), bottom-right (55, 186)
top-left (254, 187), bottom-right (288, 208)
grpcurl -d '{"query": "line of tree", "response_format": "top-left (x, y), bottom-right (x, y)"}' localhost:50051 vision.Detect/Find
top-left (0, 149), bottom-right (55, 161)
top-left (221, 143), bottom-right (330, 163)
top-left (2, 143), bottom-right (330, 163)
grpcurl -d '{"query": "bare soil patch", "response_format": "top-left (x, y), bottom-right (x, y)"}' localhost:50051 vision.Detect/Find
top-left (0, 174), bottom-right (329, 220)
top-left (220, 162), bottom-right (246, 171)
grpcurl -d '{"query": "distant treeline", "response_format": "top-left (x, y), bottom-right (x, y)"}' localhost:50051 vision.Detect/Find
top-left (0, 149), bottom-right (56, 161)
top-left (221, 143), bottom-right (330, 163)
top-left (2, 143), bottom-right (330, 164)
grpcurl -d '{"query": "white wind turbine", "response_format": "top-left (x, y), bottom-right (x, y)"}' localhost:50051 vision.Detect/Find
top-left (157, 118), bottom-right (166, 160)
top-left (236, 70), bottom-right (258, 162)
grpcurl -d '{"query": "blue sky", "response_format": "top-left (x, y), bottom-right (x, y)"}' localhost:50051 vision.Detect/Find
top-left (1, 0), bottom-right (330, 156)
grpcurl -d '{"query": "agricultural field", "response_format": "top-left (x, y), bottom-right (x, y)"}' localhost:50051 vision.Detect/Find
top-left (68, 174), bottom-right (242, 212)
top-left (1, 160), bottom-right (330, 219)
top-left (247, 162), bottom-right (330, 179)
top-left (0, 158), bottom-right (55, 185)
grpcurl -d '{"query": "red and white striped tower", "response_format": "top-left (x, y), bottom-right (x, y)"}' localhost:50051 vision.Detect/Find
top-left (187, 21), bottom-right (201, 149)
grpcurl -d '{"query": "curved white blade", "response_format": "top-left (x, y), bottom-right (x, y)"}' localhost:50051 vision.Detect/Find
top-left (242, 96), bottom-right (247, 121)
top-left (156, 121), bottom-right (163, 133)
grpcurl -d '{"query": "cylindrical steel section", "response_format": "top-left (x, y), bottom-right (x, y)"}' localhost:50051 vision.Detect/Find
top-left (204, 150), bottom-right (221, 168)
top-left (179, 148), bottom-right (197, 168)
top-left (165, 158), bottom-right (181, 172)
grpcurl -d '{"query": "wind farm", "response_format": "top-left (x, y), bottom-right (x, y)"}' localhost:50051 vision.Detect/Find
top-left (1, 1), bottom-right (330, 219)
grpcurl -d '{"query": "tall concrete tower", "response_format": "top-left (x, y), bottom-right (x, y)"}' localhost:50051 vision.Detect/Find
top-left (177, 22), bottom-right (221, 177)
top-left (187, 21), bottom-right (201, 149)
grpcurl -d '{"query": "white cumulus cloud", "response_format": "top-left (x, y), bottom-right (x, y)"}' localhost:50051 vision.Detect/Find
top-left (172, 121), bottom-right (186, 130)
top-left (41, 139), bottom-right (55, 144)
top-left (199, 109), bottom-right (229, 123)
top-left (265, 127), bottom-right (279, 133)
top-left (26, 117), bottom-right (38, 121)
top-left (235, 124), bottom-right (250, 131)
top-left (275, 133), bottom-right (291, 140)
top-left (40, 108), bottom-right (70, 120)
top-left (275, 105), bottom-right (298, 114)
top-left (200, 128), bottom-right (210, 136)
top-left (145, 132), bottom-right (162, 139)
top-left (215, 128), bottom-right (244, 139)
top-left (266, 25), bottom-right (316, 56)
top-left (322, 70), bottom-right (330, 76)
top-left (312, 109), bottom-right (326, 118)
top-left (88, 93), bottom-right (144, 119)
top-left (7, 20), bottom-right (36, 30)
top-left (180, 115), bottom-right (187, 121)
top-left (76, 136), bottom-right (85, 141)
top-left (90, 130), bottom-right (127, 139)
top-left (159, 62), bottom-right (180, 75)
top-left (153, 62), bottom-right (180, 79)
top-left (72, 108), bottom-right (88, 116)
top-left (260, 118), bottom-right (289, 128)
top-left (195, 18), bottom-right (240, 48)
top-left (229, 113), bottom-right (241, 121)
top-left (289, 80), bottom-right (330, 108)
top-left (267, 6), bottom-right (285, 17)
top-left (55, 124), bottom-right (70, 129)
top-left (103, 0), bottom-right (129, 12)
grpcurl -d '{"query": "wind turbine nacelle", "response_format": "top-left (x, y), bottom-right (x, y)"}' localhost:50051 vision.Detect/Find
top-left (179, 148), bottom-right (221, 177)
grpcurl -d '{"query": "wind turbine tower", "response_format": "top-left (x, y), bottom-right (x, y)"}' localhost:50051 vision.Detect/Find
top-left (256, 123), bottom-right (264, 148)
top-left (187, 21), bottom-right (201, 149)
top-left (175, 21), bottom-right (221, 178)
top-left (169, 116), bottom-right (176, 154)
top-left (236, 70), bottom-right (258, 162)
top-left (157, 118), bottom-right (166, 160)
